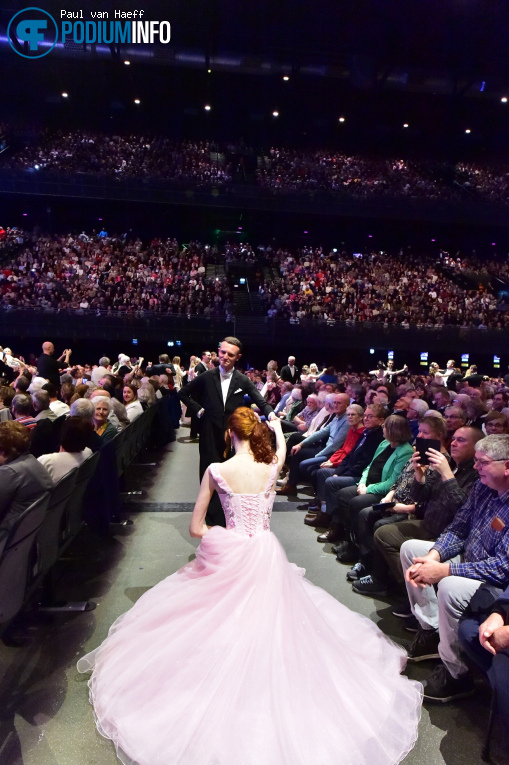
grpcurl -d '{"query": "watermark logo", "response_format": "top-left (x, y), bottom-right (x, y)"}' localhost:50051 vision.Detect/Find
top-left (7, 7), bottom-right (58, 59)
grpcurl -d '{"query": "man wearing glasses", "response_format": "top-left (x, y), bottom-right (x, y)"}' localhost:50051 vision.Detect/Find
top-left (400, 434), bottom-right (509, 703)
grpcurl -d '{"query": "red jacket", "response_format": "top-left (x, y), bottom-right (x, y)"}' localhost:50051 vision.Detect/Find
top-left (329, 426), bottom-right (364, 466)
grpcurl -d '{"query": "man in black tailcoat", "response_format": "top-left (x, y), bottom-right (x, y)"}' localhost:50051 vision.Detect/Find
top-left (179, 337), bottom-right (275, 526)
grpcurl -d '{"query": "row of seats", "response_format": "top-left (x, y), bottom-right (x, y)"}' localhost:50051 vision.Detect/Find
top-left (0, 399), bottom-right (170, 636)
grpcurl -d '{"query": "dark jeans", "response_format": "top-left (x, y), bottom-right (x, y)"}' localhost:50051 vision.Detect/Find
top-left (459, 617), bottom-right (509, 729)
top-left (354, 507), bottom-right (410, 557)
top-left (331, 486), bottom-right (384, 535)
top-left (287, 446), bottom-right (320, 486)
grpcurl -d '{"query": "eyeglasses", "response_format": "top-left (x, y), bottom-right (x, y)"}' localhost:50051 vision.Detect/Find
top-left (473, 458), bottom-right (507, 468)
top-left (364, 414), bottom-right (377, 420)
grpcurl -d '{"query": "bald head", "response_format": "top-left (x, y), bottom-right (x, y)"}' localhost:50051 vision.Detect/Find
top-left (333, 393), bottom-right (351, 416)
top-left (90, 389), bottom-right (111, 399)
top-left (42, 341), bottom-right (54, 355)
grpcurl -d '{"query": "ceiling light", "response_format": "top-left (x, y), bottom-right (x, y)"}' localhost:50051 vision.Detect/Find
top-left (272, 111), bottom-right (279, 117)
top-left (502, 97), bottom-right (508, 103)
top-left (134, 99), bottom-right (140, 105)
top-left (465, 129), bottom-right (471, 134)
top-left (124, 60), bottom-right (130, 66)
top-left (339, 117), bottom-right (345, 123)
top-left (62, 92), bottom-right (68, 98)
top-left (283, 76), bottom-right (289, 81)
top-left (207, 69), bottom-right (211, 73)
top-left (204, 105), bottom-right (211, 111)
top-left (403, 123), bottom-right (409, 128)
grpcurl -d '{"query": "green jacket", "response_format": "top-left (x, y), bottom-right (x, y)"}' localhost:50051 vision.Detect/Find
top-left (360, 440), bottom-right (413, 496)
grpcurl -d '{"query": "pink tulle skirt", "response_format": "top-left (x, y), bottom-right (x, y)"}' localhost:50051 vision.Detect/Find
top-left (78, 526), bottom-right (422, 765)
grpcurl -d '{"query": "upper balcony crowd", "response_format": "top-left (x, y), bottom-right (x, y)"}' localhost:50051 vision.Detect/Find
top-left (2, 129), bottom-right (509, 206)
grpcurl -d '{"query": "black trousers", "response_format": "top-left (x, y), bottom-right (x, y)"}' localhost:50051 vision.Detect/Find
top-left (199, 421), bottom-right (232, 527)
top-left (331, 486), bottom-right (384, 536)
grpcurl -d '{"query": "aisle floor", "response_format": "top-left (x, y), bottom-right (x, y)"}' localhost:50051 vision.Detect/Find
top-left (0, 435), bottom-right (491, 765)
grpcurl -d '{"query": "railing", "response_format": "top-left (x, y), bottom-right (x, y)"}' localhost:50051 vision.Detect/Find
top-left (1, 306), bottom-right (508, 353)
top-left (1, 169), bottom-right (509, 225)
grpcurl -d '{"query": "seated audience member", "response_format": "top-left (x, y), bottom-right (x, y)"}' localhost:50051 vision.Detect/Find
top-left (60, 382), bottom-right (74, 408)
top-left (306, 404), bottom-right (386, 525)
top-left (406, 398), bottom-right (429, 439)
top-left (123, 384), bottom-right (143, 422)
top-left (274, 382), bottom-right (293, 415)
top-left (443, 405), bottom-right (467, 449)
top-left (491, 390), bottom-right (509, 413)
top-left (91, 356), bottom-right (111, 385)
top-left (13, 375), bottom-right (30, 395)
top-left (138, 386), bottom-right (154, 411)
top-left (0, 386), bottom-right (14, 422)
top-left (318, 415), bottom-right (413, 550)
top-left (38, 416), bottom-right (93, 483)
top-left (464, 398), bottom-right (488, 430)
top-left (459, 585), bottom-right (509, 765)
top-left (400, 434), bottom-right (509, 702)
top-left (70, 398), bottom-right (102, 451)
top-left (484, 410), bottom-right (509, 435)
top-left (32, 390), bottom-right (57, 422)
top-left (11, 394), bottom-right (37, 430)
top-left (93, 398), bottom-right (117, 443)
top-left (110, 398), bottom-right (130, 430)
top-left (282, 392), bottom-right (333, 461)
top-left (433, 388), bottom-right (452, 416)
top-left (279, 387), bottom-right (305, 431)
top-left (306, 404), bottom-right (365, 511)
top-left (355, 422), bottom-right (482, 597)
top-left (0, 420), bottom-right (53, 556)
top-left (42, 382), bottom-right (70, 417)
top-left (278, 393), bottom-right (350, 495)
top-left (289, 393), bottom-right (320, 434)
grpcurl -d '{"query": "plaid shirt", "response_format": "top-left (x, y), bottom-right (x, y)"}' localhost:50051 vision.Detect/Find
top-left (432, 480), bottom-right (509, 586)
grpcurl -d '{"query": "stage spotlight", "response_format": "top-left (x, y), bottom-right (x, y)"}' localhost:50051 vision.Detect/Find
top-left (204, 105), bottom-right (211, 111)
top-left (283, 76), bottom-right (289, 81)
top-left (502, 97), bottom-right (508, 103)
top-left (62, 92), bottom-right (68, 98)
top-left (403, 123), bottom-right (409, 128)
top-left (272, 111), bottom-right (279, 117)
top-left (465, 129), bottom-right (471, 134)
top-left (338, 117), bottom-right (345, 123)
top-left (124, 60), bottom-right (130, 66)
top-left (134, 99), bottom-right (141, 105)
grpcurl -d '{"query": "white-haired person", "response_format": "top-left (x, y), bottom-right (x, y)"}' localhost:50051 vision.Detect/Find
top-left (92, 397), bottom-right (117, 444)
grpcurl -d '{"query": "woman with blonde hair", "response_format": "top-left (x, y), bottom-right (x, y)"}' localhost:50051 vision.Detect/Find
top-left (78, 408), bottom-right (422, 765)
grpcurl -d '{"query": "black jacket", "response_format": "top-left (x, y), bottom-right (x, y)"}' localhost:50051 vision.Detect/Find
top-left (280, 365), bottom-right (299, 384)
top-left (194, 362), bottom-right (209, 376)
top-left (179, 367), bottom-right (273, 433)
top-left (334, 426), bottom-right (385, 480)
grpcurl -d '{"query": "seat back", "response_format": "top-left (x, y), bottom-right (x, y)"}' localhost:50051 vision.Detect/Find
top-left (0, 493), bottom-right (50, 626)
top-left (62, 451), bottom-right (100, 543)
top-left (36, 468), bottom-right (78, 577)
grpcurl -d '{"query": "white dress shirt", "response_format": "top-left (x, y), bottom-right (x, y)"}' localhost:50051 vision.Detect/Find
top-left (219, 367), bottom-right (234, 405)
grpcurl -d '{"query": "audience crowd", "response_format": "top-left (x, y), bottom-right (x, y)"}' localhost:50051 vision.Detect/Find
top-left (0, 232), bottom-right (232, 318)
top-left (1, 228), bottom-right (508, 330)
top-left (4, 129), bottom-right (509, 211)
top-left (1, 341), bottom-right (509, 759)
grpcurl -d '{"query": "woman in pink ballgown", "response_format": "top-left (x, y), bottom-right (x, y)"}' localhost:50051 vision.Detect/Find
top-left (78, 408), bottom-right (422, 765)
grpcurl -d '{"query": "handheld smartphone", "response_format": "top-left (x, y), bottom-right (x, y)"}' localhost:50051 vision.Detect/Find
top-left (372, 501), bottom-right (396, 512)
top-left (415, 437), bottom-right (442, 466)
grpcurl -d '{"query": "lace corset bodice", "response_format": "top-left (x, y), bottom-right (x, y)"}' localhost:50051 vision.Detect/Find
top-left (209, 462), bottom-right (278, 537)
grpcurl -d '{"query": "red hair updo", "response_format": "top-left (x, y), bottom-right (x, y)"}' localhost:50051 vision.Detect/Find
top-left (225, 407), bottom-right (276, 464)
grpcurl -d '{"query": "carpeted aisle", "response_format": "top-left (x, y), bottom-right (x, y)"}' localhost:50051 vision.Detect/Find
top-left (0, 435), bottom-right (490, 764)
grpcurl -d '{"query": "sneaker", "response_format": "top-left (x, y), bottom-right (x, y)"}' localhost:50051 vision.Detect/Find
top-left (407, 627), bottom-right (440, 662)
top-left (352, 575), bottom-right (389, 597)
top-left (346, 561), bottom-right (366, 582)
top-left (423, 663), bottom-right (475, 703)
top-left (392, 599), bottom-right (413, 619)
